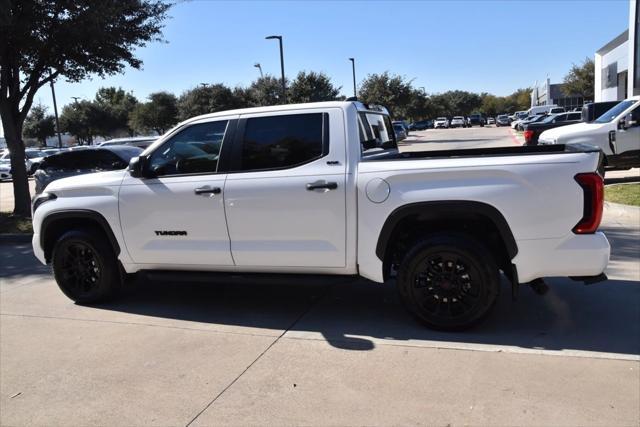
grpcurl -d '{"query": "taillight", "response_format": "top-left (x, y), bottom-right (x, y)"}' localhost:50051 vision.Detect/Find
top-left (573, 173), bottom-right (604, 234)
top-left (523, 130), bottom-right (534, 144)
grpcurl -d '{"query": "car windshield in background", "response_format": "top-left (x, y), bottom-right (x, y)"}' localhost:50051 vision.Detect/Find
top-left (436, 117), bottom-right (447, 120)
top-left (358, 112), bottom-right (397, 154)
top-left (25, 151), bottom-right (41, 159)
top-left (594, 100), bottom-right (637, 123)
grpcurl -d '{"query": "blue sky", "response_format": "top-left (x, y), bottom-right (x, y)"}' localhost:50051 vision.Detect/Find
top-left (23, 0), bottom-right (633, 125)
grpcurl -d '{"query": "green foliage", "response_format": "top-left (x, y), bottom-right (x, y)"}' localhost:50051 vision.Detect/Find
top-left (288, 71), bottom-right (341, 103)
top-left (129, 92), bottom-right (178, 135)
top-left (177, 84), bottom-right (244, 121)
top-left (246, 76), bottom-right (287, 107)
top-left (358, 72), bottom-right (415, 118)
top-left (22, 104), bottom-right (55, 146)
top-left (60, 100), bottom-right (102, 144)
top-left (94, 87), bottom-right (139, 135)
top-left (563, 57), bottom-right (595, 99)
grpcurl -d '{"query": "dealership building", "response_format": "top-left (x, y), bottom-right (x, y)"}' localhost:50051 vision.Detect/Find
top-left (594, 0), bottom-right (639, 102)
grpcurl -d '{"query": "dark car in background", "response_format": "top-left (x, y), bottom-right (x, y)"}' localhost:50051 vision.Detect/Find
top-left (523, 111), bottom-right (583, 145)
top-left (467, 113), bottom-right (486, 127)
top-left (495, 114), bottom-right (511, 127)
top-left (98, 136), bottom-right (156, 149)
top-left (409, 120), bottom-right (433, 130)
top-left (515, 114), bottom-right (547, 131)
top-left (34, 145), bottom-right (143, 194)
top-left (393, 123), bottom-right (407, 141)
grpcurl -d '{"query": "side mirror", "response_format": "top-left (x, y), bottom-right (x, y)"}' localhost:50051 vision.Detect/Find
top-left (128, 155), bottom-right (151, 178)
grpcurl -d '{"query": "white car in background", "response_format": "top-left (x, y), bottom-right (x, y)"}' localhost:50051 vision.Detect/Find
top-left (434, 117), bottom-right (449, 128)
top-left (450, 116), bottom-right (466, 128)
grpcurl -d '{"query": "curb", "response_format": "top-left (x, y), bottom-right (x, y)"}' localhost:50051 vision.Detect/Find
top-left (604, 201), bottom-right (640, 222)
top-left (0, 233), bottom-right (33, 243)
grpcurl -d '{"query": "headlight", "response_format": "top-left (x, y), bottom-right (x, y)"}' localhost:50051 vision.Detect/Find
top-left (32, 192), bottom-right (57, 214)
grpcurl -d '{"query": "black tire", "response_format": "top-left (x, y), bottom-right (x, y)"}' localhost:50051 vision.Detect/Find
top-left (52, 229), bottom-right (122, 304)
top-left (396, 233), bottom-right (500, 331)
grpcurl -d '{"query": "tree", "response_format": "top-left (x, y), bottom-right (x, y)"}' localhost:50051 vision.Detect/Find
top-left (129, 92), bottom-right (178, 135)
top-left (60, 100), bottom-right (104, 145)
top-left (94, 87), bottom-right (138, 136)
top-left (288, 71), bottom-right (341, 103)
top-left (563, 57), bottom-right (595, 100)
top-left (177, 84), bottom-right (242, 121)
top-left (246, 76), bottom-right (287, 107)
top-left (22, 104), bottom-right (55, 147)
top-left (0, 0), bottom-right (170, 216)
top-left (359, 72), bottom-right (415, 118)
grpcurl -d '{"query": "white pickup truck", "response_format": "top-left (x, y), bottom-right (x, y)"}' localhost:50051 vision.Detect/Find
top-left (31, 101), bottom-right (610, 330)
top-left (539, 96), bottom-right (640, 170)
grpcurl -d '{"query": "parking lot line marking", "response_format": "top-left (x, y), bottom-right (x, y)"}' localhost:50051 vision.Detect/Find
top-left (509, 129), bottom-right (523, 146)
top-left (184, 283), bottom-right (334, 427)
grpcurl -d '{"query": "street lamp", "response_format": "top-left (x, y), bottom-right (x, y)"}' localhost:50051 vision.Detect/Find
top-left (71, 96), bottom-right (81, 104)
top-left (348, 58), bottom-right (356, 98)
top-left (199, 83), bottom-right (208, 88)
top-left (265, 35), bottom-right (286, 103)
top-left (254, 63), bottom-right (264, 78)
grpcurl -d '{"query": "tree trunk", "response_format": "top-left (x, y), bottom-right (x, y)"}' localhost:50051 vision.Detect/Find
top-left (0, 103), bottom-right (32, 217)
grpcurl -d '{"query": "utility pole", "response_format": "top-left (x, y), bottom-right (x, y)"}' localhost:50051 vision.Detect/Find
top-left (49, 74), bottom-right (62, 148)
top-left (349, 58), bottom-right (356, 98)
top-left (266, 35), bottom-right (286, 103)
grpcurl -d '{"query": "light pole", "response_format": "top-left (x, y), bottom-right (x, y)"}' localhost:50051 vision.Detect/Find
top-left (349, 58), bottom-right (356, 98)
top-left (254, 63), bottom-right (264, 78)
top-left (265, 35), bottom-right (286, 103)
top-left (49, 73), bottom-right (62, 148)
top-left (419, 86), bottom-right (426, 95)
top-left (199, 83), bottom-right (208, 88)
top-left (71, 96), bottom-right (81, 104)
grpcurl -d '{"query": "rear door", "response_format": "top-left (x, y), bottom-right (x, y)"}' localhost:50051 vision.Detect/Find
top-left (223, 109), bottom-right (347, 268)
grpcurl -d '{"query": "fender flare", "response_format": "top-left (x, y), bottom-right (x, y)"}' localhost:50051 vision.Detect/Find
top-left (41, 210), bottom-right (121, 259)
top-left (375, 201), bottom-right (518, 261)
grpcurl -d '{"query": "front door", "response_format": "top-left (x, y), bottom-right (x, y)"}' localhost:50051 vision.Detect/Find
top-left (119, 118), bottom-right (235, 266)
top-left (223, 109), bottom-right (347, 268)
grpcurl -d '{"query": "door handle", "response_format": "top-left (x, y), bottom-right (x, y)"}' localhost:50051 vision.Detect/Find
top-left (194, 186), bottom-right (222, 195)
top-left (306, 181), bottom-right (338, 191)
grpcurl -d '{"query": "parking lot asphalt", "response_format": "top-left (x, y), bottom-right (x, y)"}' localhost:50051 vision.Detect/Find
top-left (400, 125), bottom-right (521, 151)
top-left (1, 203), bottom-right (639, 426)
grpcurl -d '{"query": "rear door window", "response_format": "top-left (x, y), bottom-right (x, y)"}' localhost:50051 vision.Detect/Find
top-left (235, 113), bottom-right (326, 172)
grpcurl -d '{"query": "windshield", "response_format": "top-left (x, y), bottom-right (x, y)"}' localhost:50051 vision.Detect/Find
top-left (25, 151), bottom-right (41, 159)
top-left (436, 117), bottom-right (446, 121)
top-left (594, 100), bottom-right (637, 123)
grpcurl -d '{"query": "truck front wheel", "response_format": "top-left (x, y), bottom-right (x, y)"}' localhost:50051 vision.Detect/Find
top-left (52, 229), bottom-right (121, 304)
top-left (396, 234), bottom-right (500, 330)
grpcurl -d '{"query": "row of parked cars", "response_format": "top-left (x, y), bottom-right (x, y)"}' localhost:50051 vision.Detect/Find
top-left (0, 136), bottom-right (156, 193)
top-left (497, 97), bottom-right (639, 170)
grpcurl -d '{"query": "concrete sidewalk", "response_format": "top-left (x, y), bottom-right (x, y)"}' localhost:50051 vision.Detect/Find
top-left (1, 206), bottom-right (639, 426)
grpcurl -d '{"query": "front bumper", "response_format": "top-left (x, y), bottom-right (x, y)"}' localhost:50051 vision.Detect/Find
top-left (32, 232), bottom-right (46, 264)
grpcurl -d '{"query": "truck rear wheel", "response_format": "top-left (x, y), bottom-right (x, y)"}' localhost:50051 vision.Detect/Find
top-left (52, 229), bottom-right (121, 304)
top-left (396, 234), bottom-right (500, 330)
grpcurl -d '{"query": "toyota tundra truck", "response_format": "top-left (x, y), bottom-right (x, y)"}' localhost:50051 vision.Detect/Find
top-left (31, 101), bottom-right (610, 330)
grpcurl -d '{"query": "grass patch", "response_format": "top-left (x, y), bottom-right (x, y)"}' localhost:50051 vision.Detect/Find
top-left (0, 212), bottom-right (33, 234)
top-left (605, 183), bottom-right (640, 207)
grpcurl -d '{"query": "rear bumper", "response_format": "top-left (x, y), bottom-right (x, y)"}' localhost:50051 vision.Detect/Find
top-left (513, 232), bottom-right (610, 283)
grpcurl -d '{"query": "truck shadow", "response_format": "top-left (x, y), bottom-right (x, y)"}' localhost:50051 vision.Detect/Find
top-left (94, 269), bottom-right (639, 356)
top-left (2, 227), bottom-right (638, 357)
